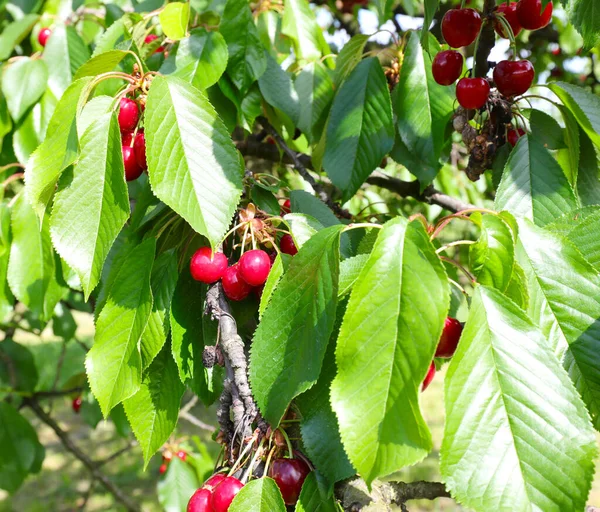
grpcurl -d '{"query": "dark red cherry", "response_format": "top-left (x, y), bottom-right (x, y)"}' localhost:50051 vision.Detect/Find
top-left (211, 476), bottom-right (244, 512)
top-left (72, 396), bottom-right (82, 413)
top-left (495, 2), bottom-right (523, 38)
top-left (123, 146), bottom-right (143, 181)
top-left (222, 264), bottom-right (253, 301)
top-left (190, 247), bottom-right (228, 284)
top-left (432, 50), bottom-right (464, 86)
top-left (203, 473), bottom-right (226, 491)
top-left (159, 463), bottom-right (168, 475)
top-left (187, 488), bottom-right (212, 512)
top-left (269, 458), bottom-right (311, 506)
top-left (280, 234), bottom-right (298, 256)
top-left (38, 28), bottom-right (52, 47)
top-left (507, 128), bottom-right (526, 147)
top-left (422, 362), bottom-right (436, 392)
top-left (516, 0), bottom-right (553, 30)
top-left (145, 33), bottom-right (165, 53)
top-left (435, 317), bottom-right (464, 358)
top-left (239, 249), bottom-right (271, 286)
top-left (493, 59), bottom-right (535, 97)
top-left (121, 131), bottom-right (134, 146)
top-left (133, 131), bottom-right (147, 170)
top-left (118, 97), bottom-right (139, 133)
top-left (456, 77), bottom-right (490, 110)
top-left (441, 9), bottom-right (482, 48)
top-left (281, 199), bottom-right (291, 215)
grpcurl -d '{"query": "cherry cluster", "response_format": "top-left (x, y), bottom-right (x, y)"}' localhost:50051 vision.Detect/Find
top-left (422, 317), bottom-right (463, 391)
top-left (117, 97), bottom-right (147, 182)
top-left (159, 449), bottom-right (187, 475)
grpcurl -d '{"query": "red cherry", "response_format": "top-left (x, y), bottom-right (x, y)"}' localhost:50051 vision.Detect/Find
top-left (203, 473), bottom-right (226, 491)
top-left (456, 77), bottom-right (490, 110)
top-left (280, 234), bottom-right (298, 256)
top-left (121, 132), bottom-right (134, 146)
top-left (176, 450), bottom-right (187, 461)
top-left (159, 463), bottom-right (168, 475)
top-left (269, 458), bottom-right (310, 505)
top-left (516, 0), bottom-right (552, 30)
top-left (187, 488), bottom-right (212, 512)
top-left (118, 97), bottom-right (139, 133)
top-left (211, 476), bottom-right (244, 512)
top-left (145, 33), bottom-right (165, 53)
top-left (435, 317), bottom-right (464, 358)
top-left (133, 131), bottom-right (147, 170)
top-left (190, 247), bottom-right (228, 284)
top-left (72, 396), bottom-right (82, 413)
top-left (507, 128), bottom-right (526, 147)
top-left (239, 249), bottom-right (271, 287)
top-left (281, 199), bottom-right (291, 215)
top-left (123, 146), bottom-right (143, 181)
top-left (222, 264), bottom-right (253, 301)
top-left (422, 362), bottom-right (436, 392)
top-left (494, 2), bottom-right (522, 38)
top-left (493, 60), bottom-right (534, 97)
top-left (38, 28), bottom-right (52, 47)
top-left (432, 50), bottom-right (464, 86)
top-left (441, 9), bottom-right (482, 48)
top-left (551, 47), bottom-right (561, 56)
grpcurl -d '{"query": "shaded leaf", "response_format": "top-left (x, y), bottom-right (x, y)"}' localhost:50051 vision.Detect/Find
top-left (229, 477), bottom-right (286, 512)
top-left (2, 58), bottom-right (48, 123)
top-left (157, 457), bottom-right (200, 512)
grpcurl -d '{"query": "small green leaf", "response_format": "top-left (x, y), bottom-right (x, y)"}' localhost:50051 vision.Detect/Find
top-left (421, 0), bottom-right (440, 52)
top-left (566, 0), bottom-right (600, 49)
top-left (52, 302), bottom-right (77, 341)
top-left (2, 58), bottom-right (48, 122)
top-left (338, 253), bottom-right (369, 297)
top-left (295, 472), bottom-right (338, 512)
top-left (258, 252), bottom-right (289, 318)
top-left (229, 477), bottom-right (286, 512)
top-left (295, 62), bottom-right (334, 144)
top-left (577, 129), bottom-right (600, 207)
top-left (0, 15), bottom-right (39, 61)
top-left (258, 53), bottom-right (300, 125)
top-left (157, 457), bottom-right (200, 512)
top-left (73, 50), bottom-right (129, 80)
top-left (282, 0), bottom-right (330, 62)
top-left (159, 2), bottom-right (190, 41)
top-left (334, 34), bottom-right (369, 88)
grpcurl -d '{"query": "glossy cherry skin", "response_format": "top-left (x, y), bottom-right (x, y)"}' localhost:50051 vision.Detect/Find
top-left (435, 317), bottom-right (464, 358)
top-left (38, 28), bottom-right (52, 47)
top-left (280, 234), bottom-right (298, 256)
top-left (495, 2), bottom-right (522, 38)
top-left (121, 131), bottom-right (134, 146)
top-left (441, 9), bottom-right (482, 48)
top-left (118, 97), bottom-right (139, 133)
top-left (203, 473), bottom-right (226, 491)
top-left (133, 131), bottom-right (147, 170)
top-left (432, 50), bottom-right (463, 86)
top-left (187, 488), bottom-right (212, 512)
top-left (494, 60), bottom-right (534, 97)
top-left (516, 0), bottom-right (553, 30)
top-left (145, 33), bottom-right (165, 53)
top-left (269, 458), bottom-right (311, 505)
top-left (123, 146), bottom-right (143, 181)
top-left (422, 362), bottom-right (436, 392)
top-left (159, 463), bottom-right (168, 475)
top-left (281, 199), bottom-right (291, 215)
top-left (456, 78), bottom-right (490, 110)
top-left (239, 249), bottom-right (271, 286)
top-left (190, 247), bottom-right (228, 284)
top-left (211, 476), bottom-right (244, 512)
top-left (72, 396), bottom-right (82, 413)
top-left (222, 265), bottom-right (253, 301)
top-left (507, 128), bottom-right (526, 147)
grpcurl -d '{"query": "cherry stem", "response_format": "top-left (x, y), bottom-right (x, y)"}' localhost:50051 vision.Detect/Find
top-left (278, 427), bottom-right (294, 459)
top-left (440, 256), bottom-right (477, 283)
top-left (448, 277), bottom-right (469, 296)
top-left (471, 20), bottom-right (487, 78)
top-left (154, 213), bottom-right (180, 240)
top-left (343, 222), bottom-right (383, 232)
top-left (124, 50), bottom-right (144, 75)
top-left (228, 435), bottom-right (256, 477)
top-left (431, 208), bottom-right (497, 239)
top-left (496, 14), bottom-right (517, 56)
top-left (1, 172), bottom-right (25, 190)
top-left (435, 240), bottom-right (476, 254)
top-left (263, 445), bottom-right (277, 480)
top-left (241, 437), bottom-right (265, 483)
top-left (0, 163), bottom-right (25, 173)
top-left (241, 223), bottom-right (250, 257)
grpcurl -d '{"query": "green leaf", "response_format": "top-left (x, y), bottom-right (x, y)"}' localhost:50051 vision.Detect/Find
top-left (0, 402), bottom-right (45, 493)
top-left (338, 253), bottom-right (369, 297)
top-left (330, 217), bottom-right (449, 485)
top-left (170, 28), bottom-right (228, 90)
top-left (0, 241), bottom-right (14, 323)
top-left (441, 285), bottom-right (597, 511)
top-left (50, 112), bottom-right (130, 299)
top-left (77, 95), bottom-right (113, 139)
top-left (157, 457), bottom-right (200, 512)
top-left (7, 194), bottom-right (64, 321)
top-left (556, 105), bottom-right (580, 187)
top-left (2, 58), bottom-right (48, 123)
top-left (323, 58), bottom-right (394, 200)
top-left (517, 219), bottom-right (600, 429)
top-left (294, 472), bottom-right (338, 512)
top-left (258, 252), bottom-right (288, 318)
top-left (577, 129), bottom-right (600, 206)
top-left (86, 238), bottom-right (155, 417)
top-left (145, 75), bottom-right (243, 248)
top-left (0, 339), bottom-right (38, 392)
top-left (334, 34), bottom-right (369, 88)
top-left (495, 135), bottom-right (578, 227)
top-left (52, 302), bottom-right (77, 340)
top-left (282, 0), bottom-right (330, 62)
top-left (25, 77), bottom-right (93, 221)
top-left (392, 32), bottom-right (454, 185)
top-left (504, 261), bottom-right (529, 311)
top-left (566, 0), bottom-right (600, 49)
top-left (527, 109), bottom-right (566, 150)
top-left (295, 62), bottom-right (334, 144)
top-left (0, 15), bottom-right (39, 61)
top-left (421, 0), bottom-right (440, 53)
top-left (250, 226), bottom-right (344, 426)
top-left (159, 2), bottom-right (190, 41)
top-left (229, 477), bottom-right (286, 512)
top-left (73, 50), bottom-right (128, 80)
top-left (123, 344), bottom-right (184, 467)
top-left (220, 0), bottom-right (267, 94)
top-left (258, 53), bottom-right (300, 125)
top-left (42, 23), bottom-right (90, 98)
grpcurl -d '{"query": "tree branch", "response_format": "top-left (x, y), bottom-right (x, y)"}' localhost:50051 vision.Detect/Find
top-left (474, 0), bottom-right (498, 78)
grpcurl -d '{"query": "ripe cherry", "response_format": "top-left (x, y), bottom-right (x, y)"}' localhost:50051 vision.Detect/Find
top-left (121, 132), bottom-right (134, 146)
top-left (38, 28), bottom-right (52, 47)
top-left (72, 396), bottom-right (82, 413)
top-left (159, 463), bottom-right (168, 475)
top-left (435, 317), bottom-right (464, 358)
top-left (222, 264), bottom-right (253, 301)
top-left (118, 97), bottom-right (139, 133)
top-left (123, 146), bottom-right (143, 181)
top-left (239, 249), bottom-right (271, 286)
top-left (456, 77), bottom-right (490, 110)
top-left (507, 128), bottom-right (526, 147)
top-left (203, 473), bottom-right (226, 491)
top-left (432, 50), bottom-right (464, 86)
top-left (280, 234), bottom-right (298, 256)
top-left (422, 362), bottom-right (436, 392)
top-left (133, 131), bottom-right (147, 170)
top-left (493, 59), bottom-right (534, 97)
top-left (145, 34), bottom-right (165, 53)
top-left (176, 450), bottom-right (187, 461)
top-left (187, 488), bottom-right (212, 512)
top-left (281, 199), bottom-right (291, 215)
top-left (441, 9), bottom-right (482, 48)
top-left (211, 476), bottom-right (244, 512)
top-left (516, 0), bottom-right (552, 30)
top-left (269, 458), bottom-right (310, 505)
top-left (494, 2), bottom-right (522, 38)
top-left (190, 247), bottom-right (228, 284)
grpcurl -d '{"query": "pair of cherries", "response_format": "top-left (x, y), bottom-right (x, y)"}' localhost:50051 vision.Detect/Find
top-left (422, 317), bottom-right (463, 391)
top-left (118, 98), bottom-right (147, 181)
top-left (187, 474), bottom-right (244, 512)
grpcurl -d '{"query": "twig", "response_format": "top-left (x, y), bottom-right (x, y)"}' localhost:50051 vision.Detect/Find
top-left (474, 0), bottom-right (498, 78)
top-left (97, 440), bottom-right (138, 467)
top-left (180, 411), bottom-right (216, 432)
top-left (33, 387), bottom-right (84, 399)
